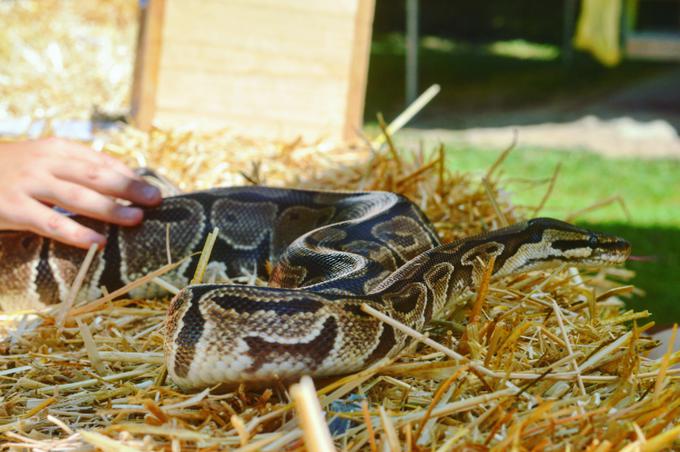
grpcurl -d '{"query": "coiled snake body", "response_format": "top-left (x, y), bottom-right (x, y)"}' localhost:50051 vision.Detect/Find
top-left (0, 187), bottom-right (630, 389)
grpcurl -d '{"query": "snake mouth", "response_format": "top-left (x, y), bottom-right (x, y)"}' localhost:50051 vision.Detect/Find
top-left (580, 255), bottom-right (629, 267)
top-left (581, 237), bottom-right (631, 267)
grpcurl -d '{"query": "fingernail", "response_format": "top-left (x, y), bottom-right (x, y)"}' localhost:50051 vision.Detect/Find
top-left (119, 206), bottom-right (142, 221)
top-left (141, 185), bottom-right (161, 201)
top-left (87, 232), bottom-right (106, 248)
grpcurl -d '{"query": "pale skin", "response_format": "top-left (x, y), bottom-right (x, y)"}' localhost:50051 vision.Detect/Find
top-left (0, 138), bottom-right (162, 249)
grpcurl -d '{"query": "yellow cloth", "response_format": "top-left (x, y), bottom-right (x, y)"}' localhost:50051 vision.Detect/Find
top-left (574, 0), bottom-right (622, 66)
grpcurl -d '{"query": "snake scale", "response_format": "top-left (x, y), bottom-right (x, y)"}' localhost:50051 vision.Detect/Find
top-left (0, 187), bottom-right (630, 389)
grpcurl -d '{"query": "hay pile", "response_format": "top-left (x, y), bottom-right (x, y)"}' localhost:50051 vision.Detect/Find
top-left (0, 127), bottom-right (679, 451)
top-left (0, 0), bottom-right (137, 122)
top-left (1, 1), bottom-right (679, 450)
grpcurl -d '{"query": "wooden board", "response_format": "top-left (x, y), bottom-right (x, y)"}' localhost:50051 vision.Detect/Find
top-left (132, 0), bottom-right (375, 141)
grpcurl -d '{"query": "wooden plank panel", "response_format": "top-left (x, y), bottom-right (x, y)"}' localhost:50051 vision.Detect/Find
top-left (134, 0), bottom-right (375, 141)
top-left (130, 0), bottom-right (165, 130)
top-left (155, 72), bottom-right (346, 123)
top-left (344, 0), bottom-right (375, 139)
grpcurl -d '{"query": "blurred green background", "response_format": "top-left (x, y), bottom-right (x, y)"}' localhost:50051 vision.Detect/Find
top-left (363, 0), bottom-right (680, 324)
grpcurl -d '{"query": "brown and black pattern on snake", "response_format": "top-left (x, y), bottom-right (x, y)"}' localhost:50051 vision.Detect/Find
top-left (166, 218), bottom-right (629, 388)
top-left (0, 186), bottom-right (630, 389)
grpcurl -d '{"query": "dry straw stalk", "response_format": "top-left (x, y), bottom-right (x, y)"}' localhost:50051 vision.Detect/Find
top-left (1, 1), bottom-right (679, 449)
top-left (0, 124), bottom-right (677, 451)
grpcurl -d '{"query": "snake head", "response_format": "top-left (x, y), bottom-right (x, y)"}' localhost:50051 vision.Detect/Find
top-left (488, 218), bottom-right (631, 277)
top-left (523, 218), bottom-right (631, 267)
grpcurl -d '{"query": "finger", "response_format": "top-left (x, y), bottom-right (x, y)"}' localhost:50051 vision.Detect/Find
top-left (50, 161), bottom-right (162, 206)
top-left (15, 198), bottom-right (106, 249)
top-left (34, 179), bottom-right (144, 227)
top-left (88, 151), bottom-right (138, 178)
top-left (42, 138), bottom-right (137, 178)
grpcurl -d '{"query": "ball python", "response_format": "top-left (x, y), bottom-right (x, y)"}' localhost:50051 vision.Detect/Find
top-left (0, 187), bottom-right (631, 389)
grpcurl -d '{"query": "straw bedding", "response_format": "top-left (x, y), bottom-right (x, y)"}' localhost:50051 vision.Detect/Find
top-left (0, 0), bottom-right (136, 121)
top-left (0, 128), bottom-right (678, 451)
top-left (0, 1), bottom-right (679, 450)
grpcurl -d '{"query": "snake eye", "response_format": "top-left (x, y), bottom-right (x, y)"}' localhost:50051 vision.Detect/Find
top-left (588, 234), bottom-right (599, 248)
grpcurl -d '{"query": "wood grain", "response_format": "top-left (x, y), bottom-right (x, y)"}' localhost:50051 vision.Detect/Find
top-left (131, 0), bottom-right (165, 130)
top-left (132, 0), bottom-right (375, 140)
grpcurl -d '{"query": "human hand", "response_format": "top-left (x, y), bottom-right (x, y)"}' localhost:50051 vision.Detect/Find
top-left (0, 138), bottom-right (162, 249)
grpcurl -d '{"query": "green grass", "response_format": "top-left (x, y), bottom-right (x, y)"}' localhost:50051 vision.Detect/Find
top-left (426, 144), bottom-right (680, 324)
top-left (440, 145), bottom-right (680, 225)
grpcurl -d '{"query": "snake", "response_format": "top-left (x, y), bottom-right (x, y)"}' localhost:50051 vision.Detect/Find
top-left (0, 187), bottom-right (631, 389)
